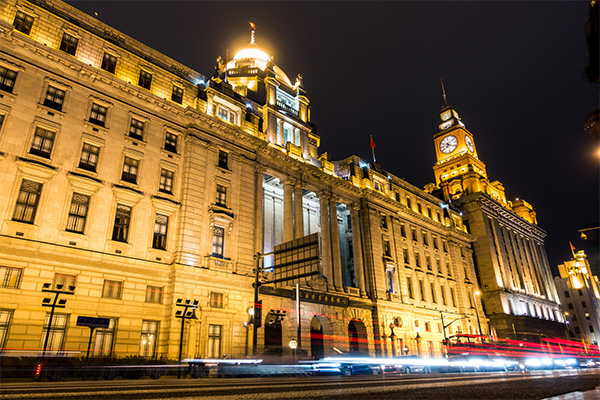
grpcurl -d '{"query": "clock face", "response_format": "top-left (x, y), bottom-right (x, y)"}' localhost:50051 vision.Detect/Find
top-left (441, 111), bottom-right (451, 121)
top-left (440, 135), bottom-right (458, 154)
top-left (465, 136), bottom-right (474, 152)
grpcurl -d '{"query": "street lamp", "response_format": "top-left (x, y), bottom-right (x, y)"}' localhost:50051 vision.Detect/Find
top-left (403, 345), bottom-right (409, 355)
top-left (414, 327), bottom-right (422, 356)
top-left (473, 291), bottom-right (483, 339)
top-left (563, 312), bottom-right (571, 339)
top-left (579, 227), bottom-right (599, 241)
top-left (389, 323), bottom-right (397, 357)
top-left (175, 298), bottom-right (198, 379)
top-left (289, 339), bottom-right (298, 363)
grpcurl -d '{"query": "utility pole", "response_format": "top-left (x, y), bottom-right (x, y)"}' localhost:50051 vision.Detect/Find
top-left (175, 298), bottom-right (198, 379)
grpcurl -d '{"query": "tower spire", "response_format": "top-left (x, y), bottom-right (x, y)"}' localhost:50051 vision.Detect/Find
top-left (440, 78), bottom-right (448, 107)
top-left (249, 22), bottom-right (256, 44)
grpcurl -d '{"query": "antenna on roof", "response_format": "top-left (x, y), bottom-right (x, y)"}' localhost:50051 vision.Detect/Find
top-left (250, 22), bottom-right (256, 44)
top-left (440, 79), bottom-right (448, 107)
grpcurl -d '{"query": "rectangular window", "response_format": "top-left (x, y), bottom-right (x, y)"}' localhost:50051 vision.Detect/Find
top-left (66, 193), bottom-right (89, 233)
top-left (102, 279), bottom-right (123, 299)
top-left (564, 291), bottom-right (570, 298)
top-left (582, 301), bottom-right (587, 308)
top-left (43, 86), bottom-right (65, 111)
top-left (395, 192), bottom-right (400, 202)
top-left (0, 267), bottom-right (22, 289)
top-left (207, 324), bottom-right (222, 358)
top-left (139, 320), bottom-right (158, 357)
top-left (387, 269), bottom-right (395, 293)
top-left (138, 70), bottom-right (152, 90)
top-left (145, 286), bottom-right (163, 304)
top-left (568, 303), bottom-right (573, 310)
top-left (443, 240), bottom-right (448, 252)
top-left (218, 150), bottom-right (229, 169)
top-left (422, 231), bottom-right (429, 246)
top-left (121, 156), bottom-right (139, 184)
top-left (0, 310), bottom-right (13, 352)
top-left (418, 279), bottom-right (425, 301)
top-left (212, 226), bottom-right (225, 257)
top-left (89, 103), bottom-right (107, 127)
top-left (30, 127), bottom-right (55, 158)
top-left (79, 143), bottom-right (100, 172)
top-left (425, 322), bottom-right (431, 332)
top-left (403, 248), bottom-right (409, 265)
top-left (152, 214), bottom-right (168, 250)
top-left (381, 215), bottom-right (388, 229)
top-left (159, 169), bottom-right (173, 194)
top-left (210, 292), bottom-right (224, 308)
top-left (171, 86), bottom-right (183, 104)
top-left (407, 277), bottom-right (413, 299)
top-left (430, 282), bottom-right (437, 303)
top-left (112, 203), bottom-right (131, 242)
top-left (400, 224), bottom-right (406, 237)
top-left (446, 261), bottom-right (452, 276)
top-left (216, 184), bottom-right (227, 207)
top-left (13, 179), bottom-right (42, 224)
top-left (417, 203), bottom-right (422, 214)
top-left (93, 318), bottom-right (116, 357)
top-left (578, 289), bottom-right (584, 296)
top-left (101, 52), bottom-right (117, 74)
top-left (164, 132), bottom-right (178, 153)
top-left (411, 227), bottom-right (418, 242)
top-left (39, 313), bottom-right (69, 355)
top-left (414, 250), bottom-right (421, 268)
top-left (433, 235), bottom-right (438, 249)
top-left (406, 197), bottom-right (412, 209)
top-left (450, 287), bottom-right (456, 307)
top-left (383, 239), bottom-right (391, 257)
top-left (128, 119), bottom-right (144, 141)
top-left (441, 286), bottom-right (447, 305)
top-left (426, 255), bottom-right (432, 271)
top-left (52, 273), bottom-right (76, 291)
top-left (59, 32), bottom-right (78, 55)
top-left (13, 11), bottom-right (34, 35)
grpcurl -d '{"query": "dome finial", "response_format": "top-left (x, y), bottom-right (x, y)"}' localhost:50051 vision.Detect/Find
top-left (249, 22), bottom-right (256, 44)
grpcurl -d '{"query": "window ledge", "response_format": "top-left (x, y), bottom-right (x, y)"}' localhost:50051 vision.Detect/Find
top-left (0, 90), bottom-right (17, 102)
top-left (37, 103), bottom-right (65, 118)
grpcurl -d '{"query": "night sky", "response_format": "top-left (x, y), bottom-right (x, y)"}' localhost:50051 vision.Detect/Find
top-left (67, 1), bottom-right (599, 273)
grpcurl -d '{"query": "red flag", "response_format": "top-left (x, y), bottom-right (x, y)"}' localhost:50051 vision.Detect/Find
top-left (370, 135), bottom-right (376, 149)
top-left (249, 22), bottom-right (256, 30)
top-left (570, 242), bottom-right (576, 252)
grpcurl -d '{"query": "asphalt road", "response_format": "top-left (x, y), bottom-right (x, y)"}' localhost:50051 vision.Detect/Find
top-left (1, 370), bottom-right (599, 400)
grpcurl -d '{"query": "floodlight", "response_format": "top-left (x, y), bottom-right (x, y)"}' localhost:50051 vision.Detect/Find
top-left (176, 298), bottom-right (183, 304)
top-left (175, 310), bottom-right (182, 317)
top-left (42, 283), bottom-right (51, 289)
top-left (68, 285), bottom-right (76, 292)
top-left (56, 284), bottom-right (64, 290)
top-left (57, 299), bottom-right (67, 305)
top-left (42, 298), bottom-right (51, 304)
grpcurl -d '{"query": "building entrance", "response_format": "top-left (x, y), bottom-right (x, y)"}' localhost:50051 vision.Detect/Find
top-left (348, 319), bottom-right (368, 354)
top-left (310, 316), bottom-right (324, 359)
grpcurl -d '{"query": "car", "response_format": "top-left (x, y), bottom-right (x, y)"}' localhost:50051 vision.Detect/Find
top-left (313, 356), bottom-right (384, 376)
top-left (392, 356), bottom-right (439, 374)
top-left (445, 355), bottom-right (517, 372)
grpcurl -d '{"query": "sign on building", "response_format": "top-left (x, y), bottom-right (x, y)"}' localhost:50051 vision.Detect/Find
top-left (272, 233), bottom-right (321, 287)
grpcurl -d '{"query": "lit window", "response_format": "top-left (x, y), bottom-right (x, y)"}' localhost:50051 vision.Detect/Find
top-left (121, 156), bottom-right (139, 184)
top-left (59, 32), bottom-right (78, 55)
top-left (145, 286), bottom-right (163, 304)
top-left (66, 193), bottom-right (89, 234)
top-left (210, 292), bottom-right (224, 308)
top-left (138, 70), bottom-right (152, 90)
top-left (159, 169), bottom-right (173, 194)
top-left (93, 318), bottom-right (117, 356)
top-left (216, 184), bottom-right (227, 207)
top-left (78, 143), bottom-right (100, 172)
top-left (164, 132), bottom-right (178, 153)
top-left (43, 86), bottom-right (66, 111)
top-left (102, 279), bottom-right (123, 299)
top-left (207, 324), bottom-right (222, 358)
top-left (112, 203), bottom-right (131, 242)
top-left (128, 119), bottom-right (144, 141)
top-left (171, 86), bottom-right (183, 104)
top-left (39, 313), bottom-right (68, 355)
top-left (212, 226), bottom-right (225, 257)
top-left (0, 66), bottom-right (17, 93)
top-left (152, 214), bottom-right (168, 250)
top-left (13, 11), bottom-right (34, 35)
top-left (0, 310), bottom-right (13, 352)
top-left (30, 127), bottom-right (55, 158)
top-left (0, 266), bottom-right (22, 289)
top-left (101, 52), bottom-right (117, 74)
top-left (13, 179), bottom-right (42, 224)
top-left (139, 320), bottom-right (158, 357)
top-left (89, 103), bottom-right (107, 127)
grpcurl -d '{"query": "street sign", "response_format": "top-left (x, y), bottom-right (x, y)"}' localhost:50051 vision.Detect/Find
top-left (273, 233), bottom-right (321, 287)
top-left (77, 316), bottom-right (110, 329)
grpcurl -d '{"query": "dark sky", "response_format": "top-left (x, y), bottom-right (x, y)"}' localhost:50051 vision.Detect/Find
top-left (67, 1), bottom-right (599, 273)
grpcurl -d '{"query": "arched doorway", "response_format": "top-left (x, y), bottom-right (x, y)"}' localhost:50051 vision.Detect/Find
top-left (348, 319), bottom-right (368, 354)
top-left (310, 316), bottom-right (324, 360)
top-left (264, 311), bottom-right (282, 352)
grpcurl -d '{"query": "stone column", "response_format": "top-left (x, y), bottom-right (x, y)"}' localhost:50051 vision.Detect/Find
top-left (318, 192), bottom-right (333, 286)
top-left (254, 168), bottom-right (265, 254)
top-left (294, 185), bottom-right (304, 238)
top-left (329, 199), bottom-right (343, 291)
top-left (283, 178), bottom-right (294, 243)
top-left (350, 203), bottom-right (366, 295)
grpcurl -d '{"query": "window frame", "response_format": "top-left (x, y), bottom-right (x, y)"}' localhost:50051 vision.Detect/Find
top-left (112, 203), bottom-right (131, 242)
top-left (212, 226), bottom-right (225, 258)
top-left (13, 11), bottom-right (34, 35)
top-left (159, 169), bottom-right (174, 194)
top-left (65, 192), bottom-right (90, 234)
top-left (0, 66), bottom-right (18, 93)
top-left (102, 279), bottom-right (123, 300)
top-left (138, 70), bottom-right (153, 90)
top-left (59, 32), bottom-right (79, 56)
top-left (29, 126), bottom-right (56, 159)
top-left (101, 52), bottom-right (117, 74)
top-left (171, 85), bottom-right (183, 104)
top-left (164, 131), bottom-right (178, 153)
top-left (89, 102), bottom-right (108, 127)
top-left (139, 320), bottom-right (159, 357)
top-left (152, 213), bottom-right (168, 250)
top-left (121, 156), bottom-right (139, 184)
top-left (78, 142), bottom-right (100, 172)
top-left (145, 285), bottom-right (163, 304)
top-left (0, 267), bottom-right (23, 289)
top-left (12, 179), bottom-right (42, 224)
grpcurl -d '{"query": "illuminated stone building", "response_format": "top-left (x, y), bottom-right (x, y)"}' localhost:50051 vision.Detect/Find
top-left (555, 251), bottom-right (600, 348)
top-left (0, 0), bottom-right (485, 360)
top-left (425, 101), bottom-right (564, 342)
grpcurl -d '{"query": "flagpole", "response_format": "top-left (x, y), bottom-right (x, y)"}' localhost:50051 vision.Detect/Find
top-left (370, 135), bottom-right (376, 163)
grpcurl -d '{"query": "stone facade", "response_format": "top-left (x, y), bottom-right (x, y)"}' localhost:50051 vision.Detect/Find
top-left (0, 0), bottom-right (484, 360)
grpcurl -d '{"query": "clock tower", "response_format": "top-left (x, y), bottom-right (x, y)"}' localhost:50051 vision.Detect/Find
top-left (432, 104), bottom-right (508, 205)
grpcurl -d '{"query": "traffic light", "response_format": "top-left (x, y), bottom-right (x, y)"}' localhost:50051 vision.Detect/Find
top-left (255, 300), bottom-right (262, 328)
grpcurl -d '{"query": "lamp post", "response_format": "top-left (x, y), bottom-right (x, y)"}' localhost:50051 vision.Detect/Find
top-left (40, 283), bottom-right (75, 357)
top-left (403, 345), bottom-right (409, 355)
top-left (473, 291), bottom-right (483, 339)
top-left (175, 298), bottom-right (198, 379)
top-left (414, 327), bottom-right (422, 356)
top-left (579, 226), bottom-right (599, 241)
top-left (438, 311), bottom-right (470, 357)
top-left (389, 323), bottom-right (397, 357)
top-left (563, 312), bottom-right (571, 339)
